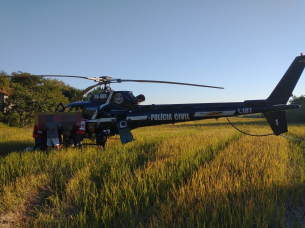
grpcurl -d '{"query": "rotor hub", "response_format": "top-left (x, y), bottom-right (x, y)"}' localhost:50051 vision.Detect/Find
top-left (99, 76), bottom-right (112, 81)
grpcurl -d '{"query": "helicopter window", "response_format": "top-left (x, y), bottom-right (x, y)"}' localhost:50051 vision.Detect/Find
top-left (82, 106), bottom-right (97, 120)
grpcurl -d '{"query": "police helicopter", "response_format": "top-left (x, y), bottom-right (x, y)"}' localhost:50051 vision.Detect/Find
top-left (2, 54), bottom-right (305, 147)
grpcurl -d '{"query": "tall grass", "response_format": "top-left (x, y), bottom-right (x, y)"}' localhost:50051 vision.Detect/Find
top-left (0, 118), bottom-right (304, 227)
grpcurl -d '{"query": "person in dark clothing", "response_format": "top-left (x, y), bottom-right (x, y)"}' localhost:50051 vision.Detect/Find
top-left (32, 124), bottom-right (46, 151)
top-left (62, 124), bottom-right (75, 147)
top-left (45, 124), bottom-right (61, 150)
top-left (133, 94), bottom-right (145, 105)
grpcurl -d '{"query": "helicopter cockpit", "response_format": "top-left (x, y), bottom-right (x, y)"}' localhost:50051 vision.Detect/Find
top-left (56, 91), bottom-right (146, 122)
top-left (87, 91), bottom-right (145, 109)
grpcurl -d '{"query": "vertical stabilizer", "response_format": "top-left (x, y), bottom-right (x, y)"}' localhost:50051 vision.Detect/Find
top-left (267, 55), bottom-right (305, 104)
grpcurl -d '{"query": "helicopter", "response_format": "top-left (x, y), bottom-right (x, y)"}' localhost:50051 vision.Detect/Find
top-left (1, 54), bottom-right (305, 147)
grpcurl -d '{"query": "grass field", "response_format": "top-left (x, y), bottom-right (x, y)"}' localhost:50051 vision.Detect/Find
top-left (0, 118), bottom-right (305, 227)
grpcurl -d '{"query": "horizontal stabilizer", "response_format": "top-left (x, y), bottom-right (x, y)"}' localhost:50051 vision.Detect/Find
top-left (263, 111), bottom-right (287, 135)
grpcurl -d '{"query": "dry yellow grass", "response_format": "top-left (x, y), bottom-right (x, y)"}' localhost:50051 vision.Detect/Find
top-left (0, 117), bottom-right (304, 227)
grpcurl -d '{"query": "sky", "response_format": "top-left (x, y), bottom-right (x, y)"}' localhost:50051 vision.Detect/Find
top-left (1, 0), bottom-right (305, 105)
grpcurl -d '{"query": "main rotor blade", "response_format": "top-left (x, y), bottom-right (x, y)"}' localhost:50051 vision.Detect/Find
top-left (0, 75), bottom-right (92, 80)
top-left (70, 83), bottom-right (101, 103)
top-left (118, 79), bottom-right (224, 89)
top-left (1, 75), bottom-right (223, 89)
top-left (1, 75), bottom-right (115, 83)
top-left (33, 75), bottom-right (112, 82)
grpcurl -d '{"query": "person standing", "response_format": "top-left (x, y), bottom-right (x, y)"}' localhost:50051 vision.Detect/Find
top-left (45, 124), bottom-right (61, 150)
top-left (32, 124), bottom-right (45, 151)
top-left (62, 124), bottom-right (74, 147)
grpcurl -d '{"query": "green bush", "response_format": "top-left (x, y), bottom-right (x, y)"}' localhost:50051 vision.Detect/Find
top-left (0, 112), bottom-right (20, 127)
top-left (286, 107), bottom-right (305, 123)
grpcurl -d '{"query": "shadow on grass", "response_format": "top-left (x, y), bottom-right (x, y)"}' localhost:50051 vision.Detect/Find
top-left (0, 141), bottom-right (33, 156)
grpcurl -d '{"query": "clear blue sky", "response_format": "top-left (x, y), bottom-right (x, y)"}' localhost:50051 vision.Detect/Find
top-left (1, 0), bottom-right (304, 104)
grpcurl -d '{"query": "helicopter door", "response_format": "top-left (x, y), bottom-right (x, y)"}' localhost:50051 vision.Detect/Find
top-left (116, 114), bottom-right (133, 144)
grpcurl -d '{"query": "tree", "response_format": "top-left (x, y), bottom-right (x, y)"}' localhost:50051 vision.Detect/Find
top-left (289, 95), bottom-right (305, 107)
top-left (61, 85), bottom-right (82, 102)
top-left (2, 72), bottom-right (69, 127)
top-left (0, 71), bottom-right (85, 127)
top-left (0, 71), bottom-right (11, 92)
top-left (287, 95), bottom-right (305, 123)
top-left (83, 86), bottom-right (105, 101)
top-left (39, 78), bottom-right (82, 102)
